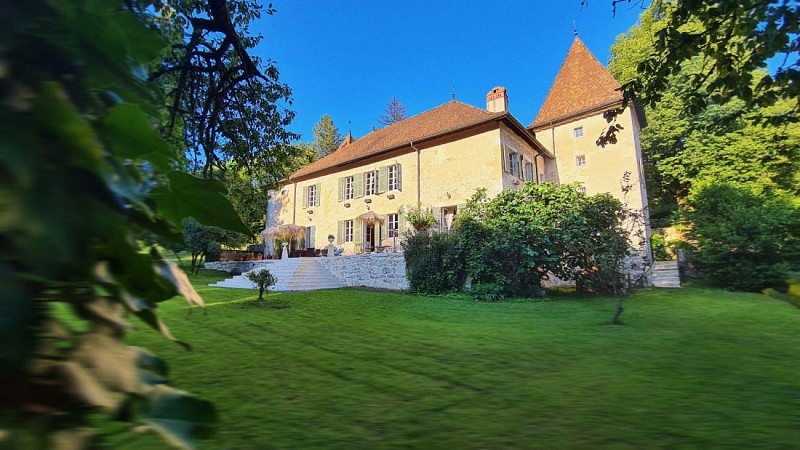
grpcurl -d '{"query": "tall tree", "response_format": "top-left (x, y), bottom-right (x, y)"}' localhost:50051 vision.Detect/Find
top-left (380, 96), bottom-right (407, 125)
top-left (595, 0), bottom-right (798, 127)
top-left (608, 5), bottom-right (800, 225)
top-left (137, 0), bottom-right (300, 180)
top-left (312, 114), bottom-right (343, 158)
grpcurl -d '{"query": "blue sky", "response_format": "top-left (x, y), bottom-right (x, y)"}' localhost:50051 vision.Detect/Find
top-left (253, 1), bottom-right (647, 142)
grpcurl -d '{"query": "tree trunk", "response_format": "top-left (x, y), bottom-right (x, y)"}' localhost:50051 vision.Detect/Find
top-left (612, 300), bottom-right (624, 325)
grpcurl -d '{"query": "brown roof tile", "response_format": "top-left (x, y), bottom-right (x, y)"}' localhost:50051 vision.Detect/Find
top-left (290, 101), bottom-right (504, 180)
top-left (531, 37), bottom-right (622, 129)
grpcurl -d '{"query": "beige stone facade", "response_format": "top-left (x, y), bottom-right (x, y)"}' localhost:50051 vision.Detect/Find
top-left (535, 107), bottom-right (648, 213)
top-left (267, 37), bottom-right (651, 257)
top-left (269, 120), bottom-right (547, 255)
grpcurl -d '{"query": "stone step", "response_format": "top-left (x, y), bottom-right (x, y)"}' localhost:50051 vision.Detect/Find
top-left (654, 260), bottom-right (679, 269)
top-left (651, 260), bottom-right (681, 287)
top-left (209, 258), bottom-right (345, 291)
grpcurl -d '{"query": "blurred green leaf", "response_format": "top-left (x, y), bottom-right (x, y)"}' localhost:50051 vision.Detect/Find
top-left (152, 171), bottom-right (252, 236)
top-left (103, 103), bottom-right (174, 172)
top-left (142, 385), bottom-right (218, 449)
top-left (155, 256), bottom-right (204, 307)
top-left (0, 268), bottom-right (36, 373)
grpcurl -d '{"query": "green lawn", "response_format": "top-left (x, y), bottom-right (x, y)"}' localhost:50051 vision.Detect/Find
top-left (108, 269), bottom-right (800, 449)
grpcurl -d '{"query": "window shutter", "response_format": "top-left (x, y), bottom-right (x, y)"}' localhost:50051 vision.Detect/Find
top-left (302, 186), bottom-right (308, 209)
top-left (376, 221), bottom-right (383, 244)
top-left (354, 173), bottom-right (364, 198)
top-left (314, 183), bottom-right (321, 206)
top-left (354, 221), bottom-right (363, 243)
top-left (337, 220), bottom-right (343, 243)
top-left (378, 166), bottom-right (388, 193)
top-left (396, 164), bottom-right (403, 191)
top-left (502, 144), bottom-right (510, 173)
top-left (338, 178), bottom-right (344, 202)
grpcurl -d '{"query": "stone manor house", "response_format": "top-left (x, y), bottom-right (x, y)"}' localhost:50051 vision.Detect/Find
top-left (267, 37), bottom-right (650, 255)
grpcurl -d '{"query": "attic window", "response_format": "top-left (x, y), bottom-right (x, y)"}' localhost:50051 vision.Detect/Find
top-left (573, 126), bottom-right (584, 138)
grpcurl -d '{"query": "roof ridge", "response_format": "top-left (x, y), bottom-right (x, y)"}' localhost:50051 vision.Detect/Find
top-left (449, 99), bottom-right (502, 117)
top-left (289, 101), bottom-right (509, 180)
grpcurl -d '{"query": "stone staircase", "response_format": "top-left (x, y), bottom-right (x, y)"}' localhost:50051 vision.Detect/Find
top-left (209, 258), bottom-right (346, 291)
top-left (651, 260), bottom-right (681, 288)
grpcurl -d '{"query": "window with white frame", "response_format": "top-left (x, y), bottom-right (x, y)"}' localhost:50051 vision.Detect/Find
top-left (387, 213), bottom-right (399, 237)
top-left (344, 220), bottom-right (354, 242)
top-left (344, 176), bottom-right (354, 200)
top-left (577, 186), bottom-right (587, 194)
top-left (306, 185), bottom-right (317, 207)
top-left (576, 154), bottom-right (586, 167)
top-left (573, 126), bottom-right (584, 138)
top-left (365, 170), bottom-right (377, 195)
top-left (388, 164), bottom-right (400, 191)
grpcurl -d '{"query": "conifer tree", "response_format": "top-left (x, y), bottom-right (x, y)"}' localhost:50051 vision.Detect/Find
top-left (312, 114), bottom-right (343, 158)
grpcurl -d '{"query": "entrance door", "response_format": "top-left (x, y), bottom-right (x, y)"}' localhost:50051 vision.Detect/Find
top-left (364, 223), bottom-right (375, 252)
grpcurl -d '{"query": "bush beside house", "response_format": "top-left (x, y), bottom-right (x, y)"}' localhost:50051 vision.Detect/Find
top-left (403, 183), bottom-right (639, 297)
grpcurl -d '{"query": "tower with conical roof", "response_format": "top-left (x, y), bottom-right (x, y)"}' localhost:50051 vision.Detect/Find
top-left (530, 37), bottom-right (650, 252)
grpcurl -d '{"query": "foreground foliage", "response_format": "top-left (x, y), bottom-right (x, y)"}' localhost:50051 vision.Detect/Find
top-left (0, 1), bottom-right (274, 447)
top-left (109, 272), bottom-right (800, 449)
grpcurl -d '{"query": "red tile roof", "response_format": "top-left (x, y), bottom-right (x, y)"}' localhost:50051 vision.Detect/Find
top-left (531, 37), bottom-right (622, 129)
top-left (290, 101), bottom-right (505, 180)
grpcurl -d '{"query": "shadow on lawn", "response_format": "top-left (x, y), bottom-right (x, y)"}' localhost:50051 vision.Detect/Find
top-left (233, 299), bottom-right (291, 310)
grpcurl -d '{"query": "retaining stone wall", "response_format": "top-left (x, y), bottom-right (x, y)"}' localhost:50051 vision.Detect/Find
top-left (317, 253), bottom-right (408, 290)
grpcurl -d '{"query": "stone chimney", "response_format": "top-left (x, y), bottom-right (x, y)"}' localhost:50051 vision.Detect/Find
top-left (486, 86), bottom-right (508, 113)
